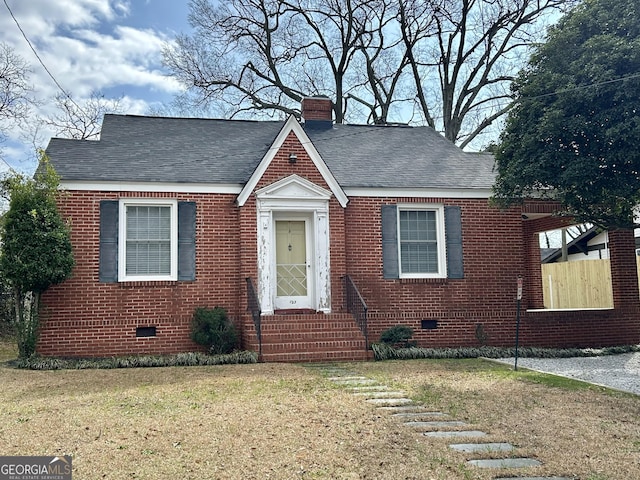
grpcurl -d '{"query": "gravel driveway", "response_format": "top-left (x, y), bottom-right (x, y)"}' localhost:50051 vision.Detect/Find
top-left (495, 352), bottom-right (640, 395)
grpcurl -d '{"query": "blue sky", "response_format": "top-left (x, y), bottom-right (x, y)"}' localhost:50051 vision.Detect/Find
top-left (1, 0), bottom-right (194, 172)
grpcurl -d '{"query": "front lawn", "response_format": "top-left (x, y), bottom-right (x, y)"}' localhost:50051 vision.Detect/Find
top-left (1, 340), bottom-right (638, 479)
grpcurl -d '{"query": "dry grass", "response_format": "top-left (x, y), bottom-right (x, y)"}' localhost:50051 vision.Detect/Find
top-left (1, 340), bottom-right (638, 480)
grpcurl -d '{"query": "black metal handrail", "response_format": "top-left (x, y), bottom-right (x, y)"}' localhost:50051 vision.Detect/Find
top-left (343, 275), bottom-right (369, 349)
top-left (246, 277), bottom-right (262, 358)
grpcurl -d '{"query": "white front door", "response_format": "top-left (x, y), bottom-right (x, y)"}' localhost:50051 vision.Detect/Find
top-left (274, 218), bottom-right (313, 310)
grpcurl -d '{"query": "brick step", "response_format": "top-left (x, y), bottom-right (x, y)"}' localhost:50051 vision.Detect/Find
top-left (259, 339), bottom-right (366, 351)
top-left (259, 321), bottom-right (365, 331)
top-left (265, 313), bottom-right (356, 320)
top-left (256, 331), bottom-right (366, 343)
top-left (258, 314), bottom-right (358, 327)
top-left (241, 312), bottom-right (370, 362)
top-left (246, 336), bottom-right (367, 351)
top-left (260, 349), bottom-right (373, 363)
top-left (247, 319), bottom-right (365, 342)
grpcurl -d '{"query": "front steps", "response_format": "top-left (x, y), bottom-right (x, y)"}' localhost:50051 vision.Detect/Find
top-left (242, 312), bottom-right (371, 362)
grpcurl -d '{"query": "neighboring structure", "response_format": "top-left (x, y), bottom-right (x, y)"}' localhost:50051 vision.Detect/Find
top-left (41, 98), bottom-right (640, 361)
top-left (541, 226), bottom-right (607, 263)
top-left (541, 226), bottom-right (640, 263)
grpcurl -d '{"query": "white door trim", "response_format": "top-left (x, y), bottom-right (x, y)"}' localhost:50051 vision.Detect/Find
top-left (255, 175), bottom-right (332, 315)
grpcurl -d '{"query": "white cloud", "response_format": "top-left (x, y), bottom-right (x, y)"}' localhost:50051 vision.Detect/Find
top-left (0, 0), bottom-right (184, 169)
top-left (33, 25), bottom-right (181, 97)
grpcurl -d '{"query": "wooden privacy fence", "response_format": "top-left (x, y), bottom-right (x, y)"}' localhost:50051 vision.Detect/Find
top-left (541, 258), bottom-right (640, 309)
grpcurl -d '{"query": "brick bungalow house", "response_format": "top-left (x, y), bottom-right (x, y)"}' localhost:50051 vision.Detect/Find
top-left (40, 97), bottom-right (640, 361)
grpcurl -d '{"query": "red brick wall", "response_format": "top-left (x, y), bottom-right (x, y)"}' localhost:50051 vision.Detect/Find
top-left (519, 229), bottom-right (640, 350)
top-left (301, 97), bottom-right (333, 121)
top-left (343, 198), bottom-right (640, 348)
top-left (518, 219), bottom-right (640, 348)
top-left (39, 191), bottom-right (242, 357)
top-left (256, 131), bottom-right (332, 189)
top-left (344, 197), bottom-right (527, 347)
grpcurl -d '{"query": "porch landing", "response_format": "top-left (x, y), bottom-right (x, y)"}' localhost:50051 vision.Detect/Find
top-left (241, 312), bottom-right (372, 362)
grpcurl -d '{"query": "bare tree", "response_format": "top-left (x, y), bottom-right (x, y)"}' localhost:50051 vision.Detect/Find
top-left (0, 42), bottom-right (33, 147)
top-left (42, 91), bottom-right (123, 140)
top-left (417, 0), bottom-right (574, 148)
top-left (164, 0), bottom-right (390, 123)
top-left (346, 0), bottom-right (415, 124)
top-left (164, 0), bottom-right (574, 146)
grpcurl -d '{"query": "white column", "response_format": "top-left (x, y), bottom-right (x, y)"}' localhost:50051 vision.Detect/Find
top-left (315, 209), bottom-right (331, 312)
top-left (257, 208), bottom-right (274, 314)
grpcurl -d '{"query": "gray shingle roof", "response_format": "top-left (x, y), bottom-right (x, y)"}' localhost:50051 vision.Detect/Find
top-left (307, 124), bottom-right (495, 189)
top-left (45, 114), bottom-right (495, 190)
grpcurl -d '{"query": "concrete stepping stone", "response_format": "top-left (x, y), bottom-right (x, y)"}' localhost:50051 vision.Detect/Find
top-left (405, 420), bottom-right (467, 429)
top-left (449, 442), bottom-right (514, 453)
top-left (366, 397), bottom-right (413, 406)
top-left (377, 405), bottom-right (430, 412)
top-left (347, 385), bottom-right (390, 391)
top-left (328, 376), bottom-right (370, 381)
top-left (424, 430), bottom-right (487, 438)
top-left (353, 391), bottom-right (407, 398)
top-left (494, 477), bottom-right (573, 480)
top-left (391, 412), bottom-right (449, 419)
top-left (331, 378), bottom-right (379, 385)
top-left (468, 458), bottom-right (542, 468)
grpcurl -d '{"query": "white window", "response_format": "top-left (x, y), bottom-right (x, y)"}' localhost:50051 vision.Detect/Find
top-left (398, 205), bottom-right (446, 278)
top-left (118, 199), bottom-right (178, 281)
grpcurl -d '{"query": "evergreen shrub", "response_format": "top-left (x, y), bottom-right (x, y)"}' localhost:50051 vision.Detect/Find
top-left (191, 306), bottom-right (239, 354)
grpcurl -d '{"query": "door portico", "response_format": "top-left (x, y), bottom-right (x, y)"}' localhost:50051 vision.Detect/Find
top-left (255, 175), bottom-right (332, 315)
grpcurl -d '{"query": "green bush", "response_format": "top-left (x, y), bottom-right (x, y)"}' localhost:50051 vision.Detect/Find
top-left (371, 344), bottom-right (640, 361)
top-left (379, 325), bottom-right (416, 348)
top-left (0, 154), bottom-right (74, 359)
top-left (14, 351), bottom-right (258, 370)
top-left (190, 306), bottom-right (239, 355)
top-left (0, 278), bottom-right (15, 337)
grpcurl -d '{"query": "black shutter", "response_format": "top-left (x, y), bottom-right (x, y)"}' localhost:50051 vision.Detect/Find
top-left (178, 201), bottom-right (197, 281)
top-left (99, 200), bottom-right (119, 282)
top-left (381, 204), bottom-right (399, 279)
top-left (445, 205), bottom-right (464, 279)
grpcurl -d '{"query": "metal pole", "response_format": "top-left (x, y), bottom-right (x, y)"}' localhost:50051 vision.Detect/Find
top-left (515, 298), bottom-right (521, 371)
top-left (515, 275), bottom-right (523, 371)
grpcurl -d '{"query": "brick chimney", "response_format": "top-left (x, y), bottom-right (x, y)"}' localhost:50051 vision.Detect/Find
top-left (301, 96), bottom-right (333, 130)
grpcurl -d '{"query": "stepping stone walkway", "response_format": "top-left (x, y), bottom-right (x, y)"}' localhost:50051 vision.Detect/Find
top-left (494, 478), bottom-right (574, 480)
top-left (450, 442), bottom-right (514, 453)
top-left (469, 458), bottom-right (543, 468)
top-left (391, 412), bottom-right (449, 419)
top-left (366, 397), bottom-right (413, 406)
top-left (424, 430), bottom-right (487, 438)
top-left (306, 363), bottom-right (574, 480)
top-left (352, 391), bottom-right (407, 398)
top-left (405, 420), bottom-right (468, 429)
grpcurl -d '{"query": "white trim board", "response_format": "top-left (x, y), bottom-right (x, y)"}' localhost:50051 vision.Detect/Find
top-left (343, 187), bottom-right (493, 199)
top-left (60, 181), bottom-right (242, 194)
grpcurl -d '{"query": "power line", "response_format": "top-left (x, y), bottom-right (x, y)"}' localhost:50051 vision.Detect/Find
top-left (518, 71), bottom-right (640, 102)
top-left (3, 0), bottom-right (86, 114)
top-left (420, 70), bottom-right (640, 138)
